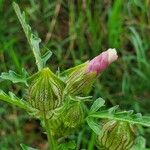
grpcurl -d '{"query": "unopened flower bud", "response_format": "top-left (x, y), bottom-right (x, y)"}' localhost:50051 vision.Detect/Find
top-left (97, 120), bottom-right (135, 150)
top-left (62, 49), bottom-right (118, 96)
top-left (88, 48), bottom-right (118, 74)
top-left (28, 68), bottom-right (65, 112)
top-left (63, 63), bottom-right (96, 96)
top-left (47, 100), bottom-right (84, 137)
top-left (63, 101), bottom-right (84, 128)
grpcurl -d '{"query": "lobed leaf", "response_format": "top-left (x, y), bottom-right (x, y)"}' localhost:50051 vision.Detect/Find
top-left (89, 97), bottom-right (105, 114)
top-left (89, 107), bottom-right (150, 127)
top-left (0, 90), bottom-right (32, 111)
top-left (13, 2), bottom-right (52, 71)
top-left (108, 105), bottom-right (119, 114)
top-left (0, 68), bottom-right (28, 85)
top-left (86, 117), bottom-right (101, 135)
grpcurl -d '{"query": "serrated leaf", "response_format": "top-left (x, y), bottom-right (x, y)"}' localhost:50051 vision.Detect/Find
top-left (86, 117), bottom-right (101, 135)
top-left (13, 2), bottom-right (51, 70)
top-left (0, 90), bottom-right (32, 111)
top-left (89, 97), bottom-right (105, 113)
top-left (89, 106), bottom-right (150, 127)
top-left (20, 144), bottom-right (37, 150)
top-left (0, 68), bottom-right (28, 85)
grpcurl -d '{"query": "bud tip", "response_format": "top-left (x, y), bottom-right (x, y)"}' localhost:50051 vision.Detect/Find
top-left (87, 48), bottom-right (118, 74)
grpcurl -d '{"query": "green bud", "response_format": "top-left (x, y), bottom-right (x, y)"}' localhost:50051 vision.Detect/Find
top-left (62, 101), bottom-right (84, 128)
top-left (61, 63), bottom-right (96, 96)
top-left (46, 98), bottom-right (84, 137)
top-left (97, 120), bottom-right (136, 150)
top-left (28, 68), bottom-right (65, 112)
top-left (49, 117), bottom-right (76, 138)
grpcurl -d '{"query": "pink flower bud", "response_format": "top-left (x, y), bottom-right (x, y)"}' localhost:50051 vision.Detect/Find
top-left (87, 48), bottom-right (118, 74)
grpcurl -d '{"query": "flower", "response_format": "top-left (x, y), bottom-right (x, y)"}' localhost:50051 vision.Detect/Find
top-left (88, 48), bottom-right (118, 74)
top-left (62, 48), bottom-right (118, 96)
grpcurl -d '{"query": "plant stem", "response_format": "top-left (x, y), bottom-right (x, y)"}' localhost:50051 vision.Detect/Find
top-left (43, 113), bottom-right (55, 150)
top-left (88, 132), bottom-right (96, 150)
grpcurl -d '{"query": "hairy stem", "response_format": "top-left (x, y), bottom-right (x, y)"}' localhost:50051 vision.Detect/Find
top-left (43, 113), bottom-right (55, 150)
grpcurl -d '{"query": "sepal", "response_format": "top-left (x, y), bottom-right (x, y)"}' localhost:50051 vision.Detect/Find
top-left (28, 68), bottom-right (65, 112)
top-left (61, 62), bottom-right (96, 96)
top-left (97, 120), bottom-right (136, 150)
top-left (62, 100), bottom-right (85, 128)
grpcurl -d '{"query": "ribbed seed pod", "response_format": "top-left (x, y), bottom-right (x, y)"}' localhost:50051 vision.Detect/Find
top-left (63, 102), bottom-right (84, 128)
top-left (28, 68), bottom-right (65, 112)
top-left (97, 120), bottom-right (136, 150)
top-left (62, 63), bottom-right (96, 96)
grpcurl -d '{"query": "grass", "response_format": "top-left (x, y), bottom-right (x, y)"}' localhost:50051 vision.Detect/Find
top-left (0, 0), bottom-right (150, 149)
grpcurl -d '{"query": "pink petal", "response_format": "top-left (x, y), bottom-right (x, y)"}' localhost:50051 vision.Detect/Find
top-left (87, 48), bottom-right (118, 74)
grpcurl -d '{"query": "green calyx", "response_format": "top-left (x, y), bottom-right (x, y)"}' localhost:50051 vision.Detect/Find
top-left (97, 120), bottom-right (136, 150)
top-left (62, 101), bottom-right (84, 128)
top-left (61, 62), bottom-right (97, 96)
top-left (48, 117), bottom-right (78, 138)
top-left (47, 99), bottom-right (85, 137)
top-left (28, 68), bottom-right (65, 112)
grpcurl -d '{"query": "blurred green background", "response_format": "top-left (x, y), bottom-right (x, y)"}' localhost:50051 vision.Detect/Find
top-left (0, 0), bottom-right (150, 149)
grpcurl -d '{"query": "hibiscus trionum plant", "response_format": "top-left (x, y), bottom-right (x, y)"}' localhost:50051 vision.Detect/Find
top-left (0, 2), bottom-right (150, 150)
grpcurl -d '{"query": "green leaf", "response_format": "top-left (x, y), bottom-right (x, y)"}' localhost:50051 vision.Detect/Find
top-left (0, 90), bottom-right (32, 111)
top-left (20, 144), bottom-right (38, 150)
top-left (130, 136), bottom-right (147, 150)
top-left (0, 68), bottom-right (28, 85)
top-left (13, 2), bottom-right (51, 71)
top-left (69, 95), bottom-right (93, 102)
top-left (41, 50), bottom-right (52, 66)
top-left (108, 105), bottom-right (119, 113)
top-left (86, 117), bottom-right (101, 135)
top-left (89, 106), bottom-right (150, 127)
top-left (89, 97), bottom-right (105, 113)
top-left (57, 141), bottom-right (76, 150)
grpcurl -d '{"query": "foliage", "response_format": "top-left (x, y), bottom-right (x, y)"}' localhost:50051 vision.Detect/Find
top-left (0, 0), bottom-right (150, 149)
top-left (12, 2), bottom-right (52, 71)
